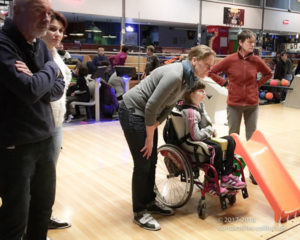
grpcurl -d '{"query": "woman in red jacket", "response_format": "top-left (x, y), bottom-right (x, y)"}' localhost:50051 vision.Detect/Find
top-left (208, 30), bottom-right (272, 184)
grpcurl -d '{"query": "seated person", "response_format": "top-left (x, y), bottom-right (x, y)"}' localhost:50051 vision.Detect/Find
top-left (88, 47), bottom-right (109, 74)
top-left (274, 51), bottom-right (293, 82)
top-left (97, 61), bottom-right (112, 82)
top-left (92, 47), bottom-right (108, 67)
top-left (67, 62), bottom-right (82, 96)
top-left (295, 60), bottom-right (300, 76)
top-left (65, 63), bottom-right (90, 121)
top-left (109, 45), bottom-right (129, 68)
top-left (108, 72), bottom-right (130, 101)
top-left (180, 81), bottom-right (246, 194)
top-left (100, 80), bottom-right (119, 118)
top-left (57, 42), bottom-right (71, 62)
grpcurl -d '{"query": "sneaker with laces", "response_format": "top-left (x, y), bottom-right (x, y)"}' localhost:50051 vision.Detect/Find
top-left (221, 174), bottom-right (246, 189)
top-left (48, 217), bottom-right (72, 229)
top-left (207, 182), bottom-right (228, 196)
top-left (134, 212), bottom-right (161, 231)
top-left (147, 201), bottom-right (174, 216)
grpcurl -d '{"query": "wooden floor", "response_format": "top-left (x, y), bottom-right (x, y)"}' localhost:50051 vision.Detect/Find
top-left (48, 103), bottom-right (300, 240)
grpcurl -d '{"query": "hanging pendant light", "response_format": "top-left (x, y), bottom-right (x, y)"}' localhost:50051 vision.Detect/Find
top-left (85, 23), bottom-right (102, 33)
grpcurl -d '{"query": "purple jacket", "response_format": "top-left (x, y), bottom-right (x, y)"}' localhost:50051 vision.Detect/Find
top-left (109, 52), bottom-right (127, 67)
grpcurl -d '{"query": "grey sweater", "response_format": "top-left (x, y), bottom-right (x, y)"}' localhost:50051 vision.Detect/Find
top-left (181, 103), bottom-right (215, 141)
top-left (123, 62), bottom-right (189, 125)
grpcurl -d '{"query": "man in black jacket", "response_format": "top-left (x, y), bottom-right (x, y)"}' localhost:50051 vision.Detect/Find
top-left (274, 51), bottom-right (293, 81)
top-left (0, 0), bottom-right (65, 239)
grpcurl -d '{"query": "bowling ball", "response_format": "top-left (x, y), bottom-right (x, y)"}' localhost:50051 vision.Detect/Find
top-left (265, 92), bottom-right (274, 100)
top-left (270, 79), bottom-right (278, 86)
top-left (281, 79), bottom-right (289, 86)
top-left (259, 91), bottom-right (266, 99)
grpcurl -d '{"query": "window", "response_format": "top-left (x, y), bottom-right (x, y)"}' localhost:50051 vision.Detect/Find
top-left (266, 0), bottom-right (289, 9)
top-left (290, 0), bottom-right (300, 11)
top-left (214, 0), bottom-right (234, 3)
top-left (234, 0), bottom-right (261, 6)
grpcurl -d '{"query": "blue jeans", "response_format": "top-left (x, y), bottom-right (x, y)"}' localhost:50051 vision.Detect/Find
top-left (52, 126), bottom-right (63, 166)
top-left (0, 137), bottom-right (56, 240)
top-left (118, 101), bottom-right (158, 213)
top-left (285, 74), bottom-right (293, 82)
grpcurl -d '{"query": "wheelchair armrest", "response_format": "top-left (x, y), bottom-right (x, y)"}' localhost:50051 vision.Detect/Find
top-left (211, 137), bottom-right (228, 151)
top-left (185, 139), bottom-right (211, 155)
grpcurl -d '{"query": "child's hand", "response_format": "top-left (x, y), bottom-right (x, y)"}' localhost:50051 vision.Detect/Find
top-left (213, 129), bottom-right (217, 137)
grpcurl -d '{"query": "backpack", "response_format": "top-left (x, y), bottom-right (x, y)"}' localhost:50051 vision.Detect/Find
top-left (163, 103), bottom-right (199, 145)
top-left (163, 103), bottom-right (206, 145)
top-left (162, 103), bottom-right (211, 164)
top-left (163, 116), bottom-right (180, 145)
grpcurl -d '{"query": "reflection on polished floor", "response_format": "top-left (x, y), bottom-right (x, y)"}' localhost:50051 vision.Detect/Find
top-left (49, 103), bottom-right (300, 240)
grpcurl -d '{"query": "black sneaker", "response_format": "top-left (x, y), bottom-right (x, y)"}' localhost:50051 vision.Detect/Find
top-left (134, 212), bottom-right (161, 231)
top-left (147, 201), bottom-right (175, 216)
top-left (48, 217), bottom-right (72, 230)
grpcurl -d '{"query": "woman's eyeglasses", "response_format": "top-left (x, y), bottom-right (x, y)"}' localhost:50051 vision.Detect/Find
top-left (195, 89), bottom-right (206, 95)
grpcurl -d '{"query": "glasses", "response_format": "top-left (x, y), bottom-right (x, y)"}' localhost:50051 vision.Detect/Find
top-left (195, 89), bottom-right (206, 95)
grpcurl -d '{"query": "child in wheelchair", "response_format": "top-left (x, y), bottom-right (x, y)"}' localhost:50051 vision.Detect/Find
top-left (178, 81), bottom-right (246, 195)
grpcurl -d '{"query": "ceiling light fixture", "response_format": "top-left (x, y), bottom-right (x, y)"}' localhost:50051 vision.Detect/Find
top-left (85, 23), bottom-right (102, 33)
top-left (102, 35), bottom-right (117, 39)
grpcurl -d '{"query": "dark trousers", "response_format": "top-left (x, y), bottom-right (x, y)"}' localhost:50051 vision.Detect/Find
top-left (227, 105), bottom-right (258, 141)
top-left (66, 96), bottom-right (81, 116)
top-left (204, 136), bottom-right (236, 176)
top-left (118, 102), bottom-right (158, 213)
top-left (0, 137), bottom-right (56, 240)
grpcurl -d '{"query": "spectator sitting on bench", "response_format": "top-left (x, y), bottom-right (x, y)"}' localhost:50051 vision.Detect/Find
top-left (57, 42), bottom-right (71, 62)
top-left (98, 61), bottom-right (112, 82)
top-left (93, 47), bottom-right (108, 68)
top-left (108, 72), bottom-right (130, 101)
top-left (87, 47), bottom-right (109, 74)
top-left (65, 63), bottom-right (90, 122)
top-left (109, 45), bottom-right (129, 68)
top-left (100, 80), bottom-right (119, 119)
top-left (295, 60), bottom-right (300, 76)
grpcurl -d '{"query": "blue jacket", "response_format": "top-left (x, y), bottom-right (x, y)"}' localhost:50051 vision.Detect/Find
top-left (0, 18), bottom-right (65, 147)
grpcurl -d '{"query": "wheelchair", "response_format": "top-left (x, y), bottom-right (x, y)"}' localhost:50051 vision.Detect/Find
top-left (154, 108), bottom-right (248, 219)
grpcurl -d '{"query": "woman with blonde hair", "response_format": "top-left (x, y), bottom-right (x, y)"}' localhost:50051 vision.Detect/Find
top-left (118, 45), bottom-right (216, 231)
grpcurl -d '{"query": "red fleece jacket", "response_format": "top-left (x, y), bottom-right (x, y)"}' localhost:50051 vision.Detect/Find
top-left (208, 51), bottom-right (272, 106)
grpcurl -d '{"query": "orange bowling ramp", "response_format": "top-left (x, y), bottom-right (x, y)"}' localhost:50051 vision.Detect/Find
top-left (232, 130), bottom-right (300, 222)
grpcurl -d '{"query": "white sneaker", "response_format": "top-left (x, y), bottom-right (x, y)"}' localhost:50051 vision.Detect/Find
top-left (66, 114), bottom-right (74, 123)
top-left (134, 212), bottom-right (161, 231)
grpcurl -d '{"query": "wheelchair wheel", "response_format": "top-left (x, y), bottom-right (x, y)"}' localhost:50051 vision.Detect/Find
top-left (155, 144), bottom-right (194, 208)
